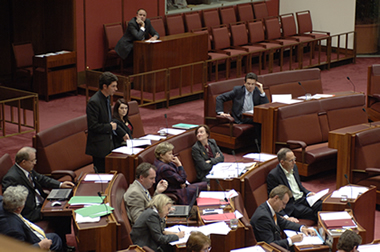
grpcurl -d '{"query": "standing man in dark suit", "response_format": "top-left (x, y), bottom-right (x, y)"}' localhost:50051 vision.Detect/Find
top-left (250, 185), bottom-right (316, 251)
top-left (267, 148), bottom-right (322, 222)
top-left (86, 71), bottom-right (118, 173)
top-left (115, 8), bottom-right (159, 60)
top-left (0, 186), bottom-right (62, 251)
top-left (216, 72), bottom-right (269, 145)
top-left (2, 147), bottom-right (74, 222)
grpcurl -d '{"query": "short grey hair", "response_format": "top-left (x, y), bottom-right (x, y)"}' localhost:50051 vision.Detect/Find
top-left (3, 185), bottom-right (28, 212)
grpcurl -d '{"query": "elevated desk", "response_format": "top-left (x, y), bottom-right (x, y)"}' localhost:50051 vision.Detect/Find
top-left (318, 210), bottom-right (365, 252)
top-left (322, 185), bottom-right (376, 243)
top-left (33, 51), bottom-right (77, 101)
top-left (133, 33), bottom-right (208, 93)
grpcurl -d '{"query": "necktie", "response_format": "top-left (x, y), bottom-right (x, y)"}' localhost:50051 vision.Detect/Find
top-left (19, 214), bottom-right (46, 240)
top-left (28, 173), bottom-right (33, 186)
top-left (107, 97), bottom-right (116, 135)
top-left (273, 214), bottom-right (277, 225)
top-left (145, 190), bottom-right (151, 200)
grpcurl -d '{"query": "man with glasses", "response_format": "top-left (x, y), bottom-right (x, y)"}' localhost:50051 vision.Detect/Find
top-left (250, 185), bottom-right (316, 250)
top-left (267, 148), bottom-right (322, 222)
top-left (2, 147), bottom-right (74, 222)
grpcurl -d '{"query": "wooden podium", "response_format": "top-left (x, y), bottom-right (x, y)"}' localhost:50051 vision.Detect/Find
top-left (322, 185), bottom-right (376, 243)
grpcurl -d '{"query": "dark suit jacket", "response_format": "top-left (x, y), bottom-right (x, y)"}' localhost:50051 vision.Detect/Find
top-left (215, 85), bottom-right (269, 124)
top-left (250, 202), bottom-right (301, 250)
top-left (267, 164), bottom-right (310, 217)
top-left (191, 139), bottom-right (224, 182)
top-left (86, 90), bottom-right (114, 158)
top-left (115, 17), bottom-right (159, 60)
top-left (113, 118), bottom-right (133, 148)
top-left (1, 165), bottom-right (60, 222)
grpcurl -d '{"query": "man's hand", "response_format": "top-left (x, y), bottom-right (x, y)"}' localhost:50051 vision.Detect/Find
top-left (61, 181), bottom-right (75, 188)
top-left (123, 133), bottom-right (130, 141)
top-left (301, 226), bottom-right (316, 236)
top-left (256, 81), bottom-right (264, 94)
top-left (290, 233), bottom-right (304, 243)
top-left (176, 231), bottom-right (185, 238)
top-left (219, 112), bottom-right (231, 118)
top-left (215, 152), bottom-right (221, 158)
top-left (172, 156), bottom-right (182, 167)
top-left (148, 35), bottom-right (158, 41)
top-left (156, 179), bottom-right (168, 193)
top-left (110, 122), bottom-right (117, 130)
top-left (180, 183), bottom-right (186, 188)
top-left (286, 217), bottom-right (299, 223)
top-left (307, 192), bottom-right (316, 197)
top-left (38, 238), bottom-right (52, 250)
top-left (136, 18), bottom-right (145, 28)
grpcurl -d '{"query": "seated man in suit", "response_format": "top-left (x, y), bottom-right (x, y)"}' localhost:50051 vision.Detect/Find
top-left (250, 185), bottom-right (316, 251)
top-left (0, 185), bottom-right (62, 251)
top-left (267, 148), bottom-right (322, 222)
top-left (124, 162), bottom-right (168, 225)
top-left (337, 230), bottom-right (362, 252)
top-left (216, 72), bottom-right (269, 145)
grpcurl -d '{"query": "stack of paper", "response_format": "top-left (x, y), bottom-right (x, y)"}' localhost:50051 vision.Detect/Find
top-left (112, 146), bottom-right (144, 155)
top-left (172, 123), bottom-right (199, 129)
top-left (202, 212), bottom-right (236, 223)
top-left (157, 128), bottom-right (186, 135)
top-left (319, 211), bottom-right (357, 229)
top-left (284, 228), bottom-right (324, 246)
top-left (331, 185), bottom-right (368, 199)
top-left (74, 204), bottom-right (113, 218)
top-left (83, 174), bottom-right (114, 183)
top-left (243, 153), bottom-right (277, 162)
top-left (206, 162), bottom-right (255, 179)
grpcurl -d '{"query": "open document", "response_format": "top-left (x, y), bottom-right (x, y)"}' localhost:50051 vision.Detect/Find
top-left (306, 188), bottom-right (329, 207)
top-left (206, 162), bottom-right (256, 179)
top-left (243, 153), bottom-right (277, 162)
top-left (284, 228), bottom-right (324, 246)
top-left (331, 185), bottom-right (368, 199)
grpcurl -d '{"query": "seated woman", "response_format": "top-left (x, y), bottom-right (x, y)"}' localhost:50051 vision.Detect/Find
top-left (112, 98), bottom-right (133, 148)
top-left (192, 125), bottom-right (224, 182)
top-left (186, 231), bottom-right (212, 252)
top-left (130, 194), bottom-right (184, 252)
top-left (154, 142), bottom-right (208, 205)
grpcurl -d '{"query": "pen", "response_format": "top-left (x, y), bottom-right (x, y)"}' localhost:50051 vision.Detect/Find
top-left (178, 227), bottom-right (181, 232)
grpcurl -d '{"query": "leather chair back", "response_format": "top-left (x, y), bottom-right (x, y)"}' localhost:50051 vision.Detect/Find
top-left (295, 10), bottom-right (313, 34)
top-left (280, 13), bottom-right (297, 37)
top-left (230, 22), bottom-right (249, 46)
top-left (237, 3), bottom-right (254, 22)
top-left (219, 6), bottom-right (237, 26)
top-left (104, 23), bottom-right (123, 50)
top-left (12, 42), bottom-right (34, 69)
top-left (252, 2), bottom-right (269, 20)
top-left (264, 16), bottom-right (282, 40)
top-left (150, 16), bottom-right (166, 37)
top-left (202, 9), bottom-right (221, 30)
top-left (166, 14), bottom-right (185, 35)
top-left (184, 12), bottom-right (202, 32)
top-left (247, 20), bottom-right (266, 44)
top-left (0, 154), bottom-right (13, 195)
top-left (128, 100), bottom-right (145, 138)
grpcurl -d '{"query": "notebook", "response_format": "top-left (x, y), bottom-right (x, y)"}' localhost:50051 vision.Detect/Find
top-left (46, 189), bottom-right (73, 201)
top-left (168, 187), bottom-right (199, 217)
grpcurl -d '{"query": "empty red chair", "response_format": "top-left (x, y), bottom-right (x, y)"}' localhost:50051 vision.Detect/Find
top-left (166, 14), bottom-right (185, 35)
top-left (103, 22), bottom-right (124, 72)
top-left (12, 42), bottom-right (34, 86)
top-left (253, 2), bottom-right (269, 19)
top-left (296, 10), bottom-right (330, 39)
top-left (280, 13), bottom-right (316, 42)
top-left (237, 3), bottom-right (255, 22)
top-left (211, 25), bottom-right (247, 57)
top-left (150, 16), bottom-right (166, 37)
top-left (184, 11), bottom-right (203, 32)
top-left (219, 6), bottom-right (237, 26)
top-left (202, 9), bottom-right (221, 30)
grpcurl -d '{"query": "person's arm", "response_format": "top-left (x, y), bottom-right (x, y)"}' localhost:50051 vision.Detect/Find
top-left (125, 190), bottom-right (146, 224)
top-left (128, 19), bottom-right (147, 41)
top-left (86, 99), bottom-right (112, 134)
top-left (159, 162), bottom-right (187, 185)
top-left (147, 213), bottom-right (179, 245)
top-left (215, 89), bottom-right (236, 115)
top-left (145, 19), bottom-right (159, 40)
top-left (191, 144), bottom-right (213, 175)
top-left (252, 214), bottom-right (290, 249)
top-left (209, 140), bottom-right (224, 165)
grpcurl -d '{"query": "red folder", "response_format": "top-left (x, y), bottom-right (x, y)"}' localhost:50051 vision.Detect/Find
top-left (324, 218), bottom-right (356, 229)
top-left (197, 197), bottom-right (229, 206)
top-left (201, 212), bottom-right (236, 222)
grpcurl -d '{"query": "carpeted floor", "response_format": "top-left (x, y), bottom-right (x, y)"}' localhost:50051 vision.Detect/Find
top-left (1, 57), bottom-right (380, 243)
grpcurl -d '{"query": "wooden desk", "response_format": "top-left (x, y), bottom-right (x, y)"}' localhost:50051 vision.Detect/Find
top-left (318, 210), bottom-right (366, 252)
top-left (322, 185), bottom-right (376, 243)
top-left (133, 33), bottom-right (208, 93)
top-left (33, 51), bottom-right (77, 101)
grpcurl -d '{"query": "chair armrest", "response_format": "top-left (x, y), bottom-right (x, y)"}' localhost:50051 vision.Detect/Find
top-left (216, 115), bottom-right (235, 123)
top-left (365, 168), bottom-right (380, 174)
top-left (372, 94), bottom-right (380, 101)
top-left (311, 30), bottom-right (330, 36)
top-left (51, 170), bottom-right (76, 182)
top-left (269, 242), bottom-right (290, 252)
top-left (210, 49), bottom-right (231, 56)
top-left (287, 140), bottom-right (307, 149)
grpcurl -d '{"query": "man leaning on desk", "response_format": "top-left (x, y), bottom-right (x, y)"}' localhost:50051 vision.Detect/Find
top-left (250, 185), bottom-right (316, 251)
top-left (115, 8), bottom-right (159, 60)
top-left (215, 72), bottom-right (269, 145)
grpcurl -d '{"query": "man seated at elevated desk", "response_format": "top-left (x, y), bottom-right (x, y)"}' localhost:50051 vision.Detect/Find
top-left (267, 148), bottom-right (322, 223)
top-left (124, 162), bottom-right (168, 225)
top-left (250, 185), bottom-right (316, 251)
top-left (216, 72), bottom-right (269, 145)
top-left (115, 8), bottom-right (159, 61)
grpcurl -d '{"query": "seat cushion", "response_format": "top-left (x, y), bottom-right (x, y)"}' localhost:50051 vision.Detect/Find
top-left (211, 123), bottom-right (255, 138)
top-left (292, 143), bottom-right (337, 164)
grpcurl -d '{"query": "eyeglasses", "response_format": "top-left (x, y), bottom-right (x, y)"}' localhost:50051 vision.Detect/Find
top-left (286, 158), bottom-right (296, 162)
top-left (202, 247), bottom-right (212, 252)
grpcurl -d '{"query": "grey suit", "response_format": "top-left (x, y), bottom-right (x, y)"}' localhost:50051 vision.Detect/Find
top-left (115, 17), bottom-right (159, 60)
top-left (124, 180), bottom-right (158, 226)
top-left (130, 208), bottom-right (178, 251)
top-left (250, 202), bottom-right (301, 250)
top-left (191, 139), bottom-right (224, 182)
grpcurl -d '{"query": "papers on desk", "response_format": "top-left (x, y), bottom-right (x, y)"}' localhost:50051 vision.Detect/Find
top-left (206, 162), bottom-right (256, 179)
top-left (319, 211), bottom-right (357, 229)
top-left (306, 188), bottom-right (329, 207)
top-left (157, 128), bottom-right (186, 135)
top-left (199, 190), bottom-right (238, 200)
top-left (231, 246), bottom-right (266, 252)
top-left (126, 139), bottom-right (151, 147)
top-left (166, 222), bottom-right (231, 245)
top-left (35, 50), bottom-right (71, 57)
top-left (74, 204), bottom-right (114, 218)
top-left (68, 196), bottom-right (105, 205)
top-left (284, 228), bottom-right (324, 246)
top-left (139, 134), bottom-right (167, 141)
top-left (76, 213), bottom-right (100, 223)
top-left (298, 94), bottom-right (335, 100)
top-left (358, 244), bottom-right (380, 252)
top-left (145, 39), bottom-right (162, 43)
top-left (172, 123), bottom-right (199, 130)
top-left (202, 212), bottom-right (236, 223)
top-left (243, 153), bottom-right (277, 162)
top-left (331, 185), bottom-right (368, 199)
top-left (271, 94), bottom-right (303, 104)
top-left (112, 146), bottom-right (144, 155)
top-left (83, 174), bottom-right (114, 183)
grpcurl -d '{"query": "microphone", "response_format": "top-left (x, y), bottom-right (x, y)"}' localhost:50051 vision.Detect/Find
top-left (97, 191), bottom-right (109, 215)
top-left (362, 108), bottom-right (372, 127)
top-left (255, 139), bottom-right (261, 153)
top-left (344, 174), bottom-right (357, 221)
top-left (231, 150), bottom-right (239, 177)
top-left (346, 76), bottom-right (356, 93)
top-left (164, 114), bottom-right (169, 136)
top-left (93, 166), bottom-right (104, 195)
top-left (344, 174), bottom-right (353, 200)
top-left (298, 82), bottom-right (311, 100)
top-left (215, 179), bottom-right (228, 202)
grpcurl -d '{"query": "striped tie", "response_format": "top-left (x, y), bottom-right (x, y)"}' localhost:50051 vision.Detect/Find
top-left (19, 214), bottom-right (46, 240)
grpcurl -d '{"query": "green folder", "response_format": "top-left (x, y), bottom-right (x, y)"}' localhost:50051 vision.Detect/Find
top-left (68, 196), bottom-right (106, 205)
top-left (172, 123), bottom-right (199, 130)
top-left (74, 204), bottom-right (114, 218)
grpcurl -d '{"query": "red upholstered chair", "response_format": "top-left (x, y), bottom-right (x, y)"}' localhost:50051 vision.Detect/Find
top-left (12, 42), bottom-right (34, 89)
top-left (280, 13), bottom-right (316, 43)
top-left (128, 100), bottom-right (145, 138)
top-left (219, 6), bottom-right (237, 26)
top-left (252, 1), bottom-right (269, 19)
top-left (184, 11), bottom-right (203, 32)
top-left (0, 154), bottom-right (13, 195)
top-left (237, 3), bottom-right (254, 22)
top-left (166, 14), bottom-right (185, 35)
top-left (103, 22), bottom-right (124, 72)
top-left (366, 64), bottom-right (380, 121)
top-left (295, 10), bottom-right (330, 39)
top-left (150, 16), bottom-right (166, 37)
top-left (202, 9), bottom-right (221, 31)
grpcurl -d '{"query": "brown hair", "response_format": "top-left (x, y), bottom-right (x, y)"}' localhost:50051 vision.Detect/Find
top-left (269, 185), bottom-right (293, 200)
top-left (186, 231), bottom-right (211, 252)
top-left (194, 125), bottom-right (210, 138)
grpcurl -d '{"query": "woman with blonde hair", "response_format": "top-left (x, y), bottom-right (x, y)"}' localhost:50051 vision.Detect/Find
top-left (154, 142), bottom-right (207, 204)
top-left (130, 194), bottom-right (184, 251)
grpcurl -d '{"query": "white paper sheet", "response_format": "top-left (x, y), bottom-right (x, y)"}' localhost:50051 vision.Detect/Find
top-left (357, 244), bottom-right (380, 252)
top-left (331, 185), bottom-right (368, 199)
top-left (139, 134), bottom-right (167, 141)
top-left (111, 146), bottom-right (144, 155)
top-left (198, 190), bottom-right (238, 200)
top-left (83, 174), bottom-right (114, 182)
top-left (126, 139), bottom-right (151, 147)
top-left (76, 213), bottom-right (100, 223)
top-left (272, 94), bottom-right (292, 102)
top-left (284, 228), bottom-right (324, 246)
top-left (306, 188), bottom-right (329, 207)
top-left (319, 211), bottom-right (352, 221)
top-left (206, 162), bottom-right (256, 179)
top-left (243, 153), bottom-right (277, 162)
top-left (231, 246), bottom-right (266, 252)
top-left (157, 128), bottom-right (186, 135)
